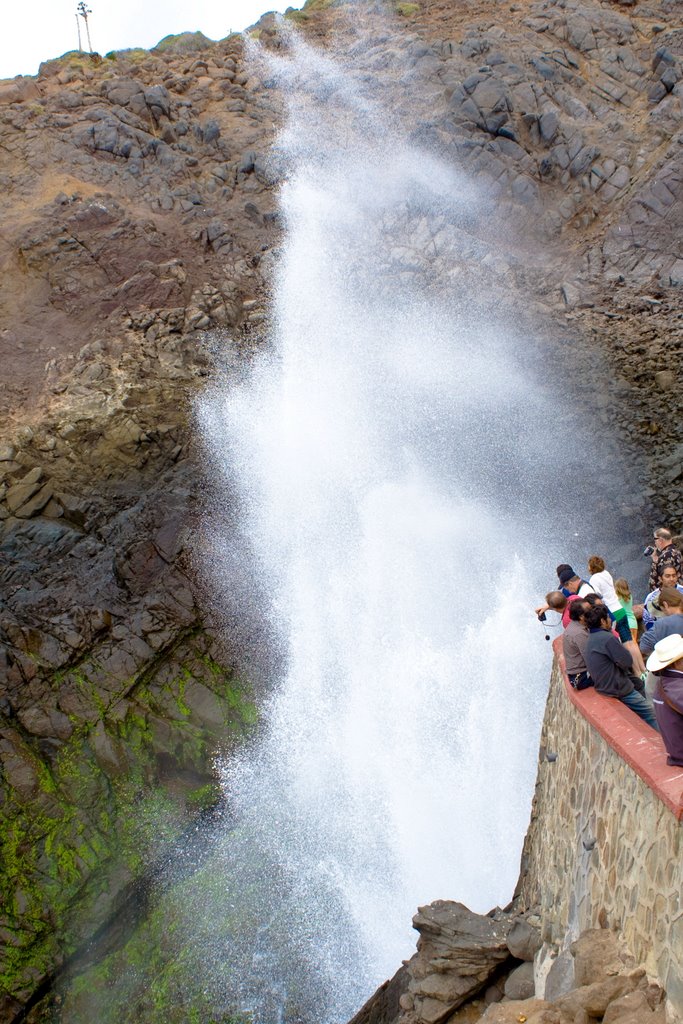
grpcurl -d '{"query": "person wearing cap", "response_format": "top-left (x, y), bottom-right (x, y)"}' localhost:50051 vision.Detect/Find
top-left (648, 528), bottom-right (683, 592)
top-left (647, 634), bottom-right (683, 766)
top-left (535, 566), bottom-right (594, 623)
top-left (642, 565), bottom-right (683, 629)
top-left (584, 605), bottom-right (659, 730)
top-left (558, 568), bottom-right (595, 599)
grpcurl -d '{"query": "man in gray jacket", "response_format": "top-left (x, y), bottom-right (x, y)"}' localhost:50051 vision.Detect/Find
top-left (562, 600), bottom-right (592, 689)
top-left (584, 605), bottom-right (659, 730)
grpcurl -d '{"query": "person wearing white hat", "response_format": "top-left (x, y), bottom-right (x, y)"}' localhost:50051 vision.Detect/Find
top-left (647, 634), bottom-right (683, 767)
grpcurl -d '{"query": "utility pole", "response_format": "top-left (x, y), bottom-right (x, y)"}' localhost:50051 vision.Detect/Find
top-left (77, 2), bottom-right (93, 53)
top-left (76, 11), bottom-right (82, 51)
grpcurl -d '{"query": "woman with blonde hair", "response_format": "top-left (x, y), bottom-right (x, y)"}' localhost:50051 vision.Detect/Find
top-left (614, 577), bottom-right (640, 643)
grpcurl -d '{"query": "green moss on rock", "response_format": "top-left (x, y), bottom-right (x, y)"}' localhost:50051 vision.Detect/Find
top-left (0, 629), bottom-right (258, 1009)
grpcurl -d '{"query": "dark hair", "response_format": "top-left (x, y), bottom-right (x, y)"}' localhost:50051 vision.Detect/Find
top-left (588, 555), bottom-right (605, 574)
top-left (584, 593), bottom-right (604, 606)
top-left (568, 600), bottom-right (588, 622)
top-left (659, 587), bottom-right (683, 608)
top-left (556, 563), bottom-right (572, 578)
top-left (586, 604), bottom-right (609, 630)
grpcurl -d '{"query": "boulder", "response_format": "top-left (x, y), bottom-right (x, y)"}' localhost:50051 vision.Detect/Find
top-left (603, 989), bottom-right (659, 1022)
top-left (504, 961), bottom-right (535, 1000)
top-left (557, 973), bottom-right (641, 1018)
top-left (570, 929), bottom-right (621, 987)
top-left (507, 917), bottom-right (542, 961)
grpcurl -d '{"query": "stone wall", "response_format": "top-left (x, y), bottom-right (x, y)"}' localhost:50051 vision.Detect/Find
top-left (518, 639), bottom-right (683, 1017)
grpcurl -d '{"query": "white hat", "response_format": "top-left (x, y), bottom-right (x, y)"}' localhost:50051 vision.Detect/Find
top-left (646, 633), bottom-right (683, 672)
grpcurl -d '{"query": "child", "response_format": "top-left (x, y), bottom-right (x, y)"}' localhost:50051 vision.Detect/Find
top-left (615, 577), bottom-right (638, 643)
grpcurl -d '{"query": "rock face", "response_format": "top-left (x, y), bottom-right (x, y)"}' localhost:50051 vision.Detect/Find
top-left (1, 0), bottom-right (683, 1016)
top-left (351, 916), bottom-right (666, 1024)
top-left (0, 32), bottom-right (275, 1020)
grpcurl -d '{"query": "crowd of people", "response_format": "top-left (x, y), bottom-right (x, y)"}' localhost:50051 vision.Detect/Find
top-left (535, 527), bottom-right (683, 769)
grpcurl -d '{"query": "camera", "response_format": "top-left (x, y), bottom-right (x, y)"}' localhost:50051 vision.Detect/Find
top-left (643, 545), bottom-right (655, 557)
top-left (537, 611), bottom-right (547, 622)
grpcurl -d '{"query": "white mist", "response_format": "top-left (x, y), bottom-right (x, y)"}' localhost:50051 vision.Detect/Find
top-left (198, 28), bottom-right (572, 1024)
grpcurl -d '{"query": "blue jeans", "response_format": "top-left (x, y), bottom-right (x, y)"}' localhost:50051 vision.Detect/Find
top-left (621, 689), bottom-right (660, 731)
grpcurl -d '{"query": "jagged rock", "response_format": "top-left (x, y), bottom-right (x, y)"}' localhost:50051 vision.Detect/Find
top-left (5, 474), bottom-right (44, 513)
top-left (348, 966), bottom-right (410, 1024)
top-left (407, 902), bottom-right (512, 1022)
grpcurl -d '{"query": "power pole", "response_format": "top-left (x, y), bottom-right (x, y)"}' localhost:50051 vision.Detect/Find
top-left (77, 2), bottom-right (93, 53)
top-left (76, 11), bottom-right (82, 51)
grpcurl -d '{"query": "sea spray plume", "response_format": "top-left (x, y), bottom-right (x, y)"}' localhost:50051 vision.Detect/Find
top-left (194, 23), bottom-right (582, 1024)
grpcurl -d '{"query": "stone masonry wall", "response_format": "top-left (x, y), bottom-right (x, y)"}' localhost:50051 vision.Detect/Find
top-left (518, 641), bottom-right (683, 1016)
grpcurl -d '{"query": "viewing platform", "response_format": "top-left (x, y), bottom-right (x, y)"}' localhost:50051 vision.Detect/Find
top-left (553, 636), bottom-right (683, 820)
top-left (518, 637), bottom-right (683, 1015)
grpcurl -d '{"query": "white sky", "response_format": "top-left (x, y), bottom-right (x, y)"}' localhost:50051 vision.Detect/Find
top-left (1, 0), bottom-right (294, 79)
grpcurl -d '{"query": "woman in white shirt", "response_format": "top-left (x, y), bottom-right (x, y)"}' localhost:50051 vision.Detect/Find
top-left (588, 554), bottom-right (646, 677)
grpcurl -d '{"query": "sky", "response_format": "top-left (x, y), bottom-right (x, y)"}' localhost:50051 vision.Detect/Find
top-left (0, 0), bottom-right (294, 79)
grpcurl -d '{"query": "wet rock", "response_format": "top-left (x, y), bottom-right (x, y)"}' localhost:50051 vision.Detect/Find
top-left (17, 706), bottom-right (74, 741)
top-left (406, 902), bottom-right (512, 1021)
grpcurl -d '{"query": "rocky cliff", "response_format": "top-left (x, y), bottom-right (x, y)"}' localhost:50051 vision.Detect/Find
top-left (1, 0), bottom-right (682, 1018)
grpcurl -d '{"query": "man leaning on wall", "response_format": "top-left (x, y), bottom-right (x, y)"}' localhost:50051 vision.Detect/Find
top-left (647, 634), bottom-right (683, 766)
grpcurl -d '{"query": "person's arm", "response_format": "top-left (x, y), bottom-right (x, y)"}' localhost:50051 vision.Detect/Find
top-left (642, 592), bottom-right (656, 629)
top-left (605, 634), bottom-right (633, 669)
top-left (639, 627), bottom-right (657, 655)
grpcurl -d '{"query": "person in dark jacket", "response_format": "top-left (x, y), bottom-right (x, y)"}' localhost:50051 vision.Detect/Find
top-left (584, 605), bottom-right (659, 730)
top-left (647, 634), bottom-right (683, 766)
